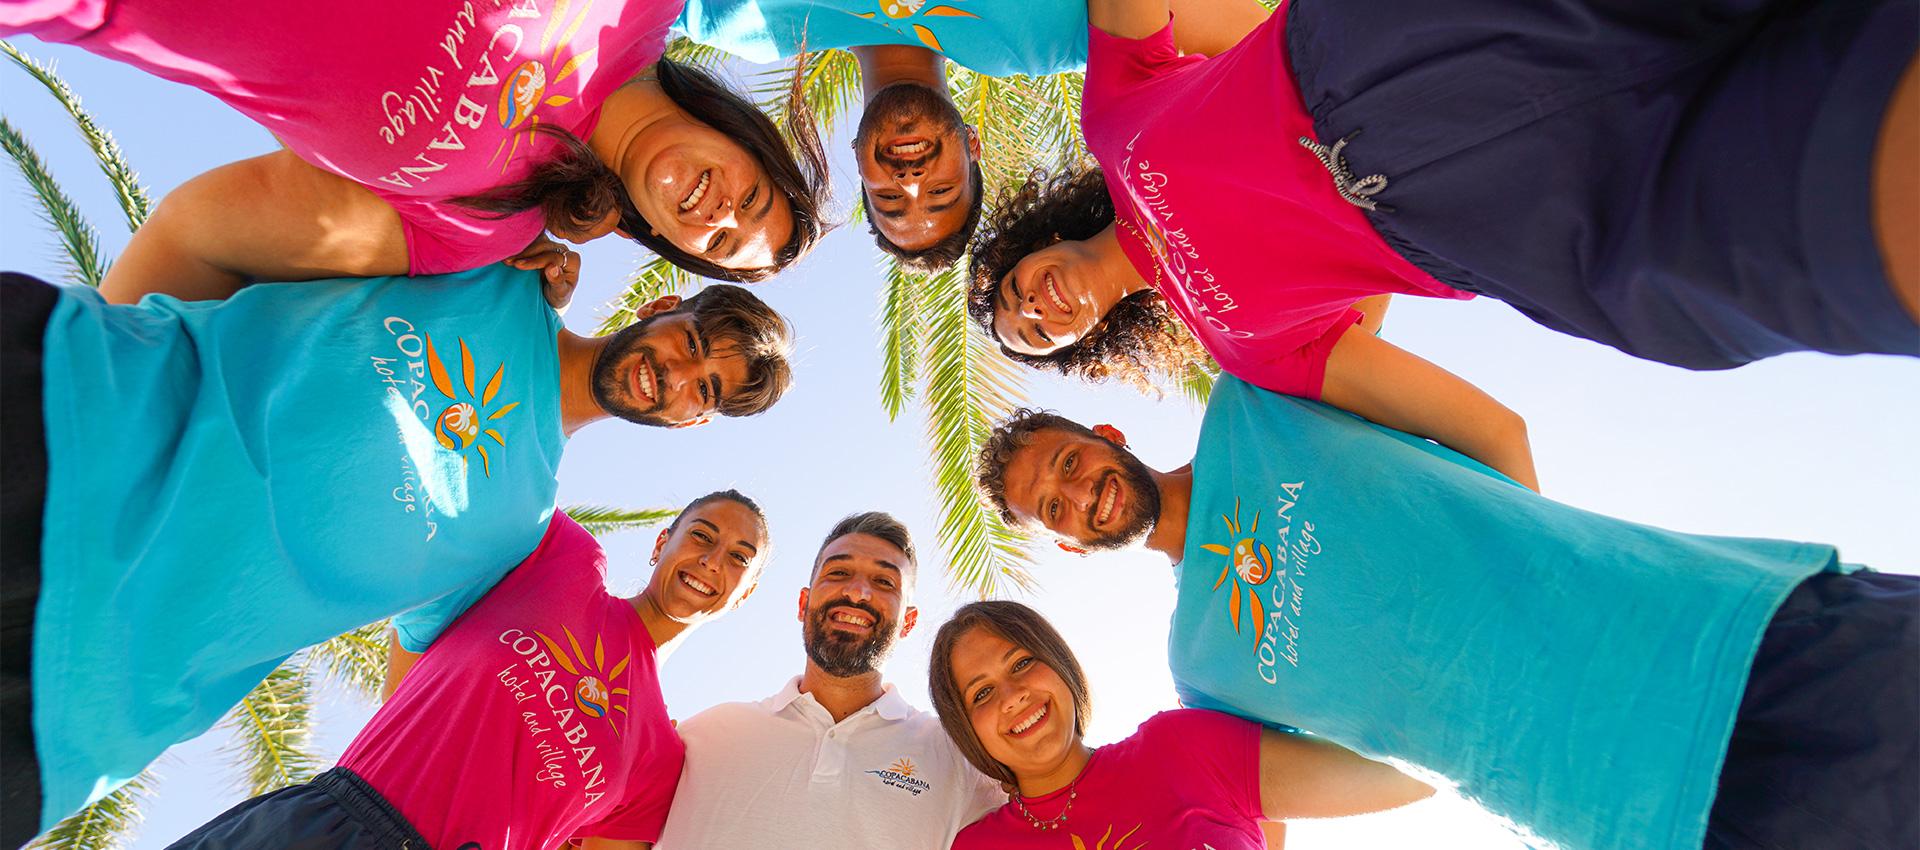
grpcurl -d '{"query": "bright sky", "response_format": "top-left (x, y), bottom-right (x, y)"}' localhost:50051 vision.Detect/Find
top-left (4, 34), bottom-right (1916, 850)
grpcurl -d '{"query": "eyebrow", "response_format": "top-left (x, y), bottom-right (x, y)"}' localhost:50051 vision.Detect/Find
top-left (959, 644), bottom-right (1024, 694)
top-left (820, 553), bottom-right (903, 575)
top-left (1028, 443), bottom-right (1064, 523)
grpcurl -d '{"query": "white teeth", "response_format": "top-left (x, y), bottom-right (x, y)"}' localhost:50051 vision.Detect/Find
top-left (887, 140), bottom-right (931, 156)
top-left (678, 170), bottom-right (711, 212)
top-left (1044, 274), bottom-right (1071, 315)
top-left (1011, 704), bottom-right (1047, 734)
top-left (830, 611), bottom-right (874, 628)
top-left (679, 572), bottom-right (717, 596)
top-left (1095, 479), bottom-right (1117, 526)
top-left (635, 361), bottom-right (656, 403)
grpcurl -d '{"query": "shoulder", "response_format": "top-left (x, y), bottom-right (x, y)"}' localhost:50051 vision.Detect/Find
top-left (675, 699), bottom-right (772, 737)
top-left (1127, 708), bottom-right (1260, 756)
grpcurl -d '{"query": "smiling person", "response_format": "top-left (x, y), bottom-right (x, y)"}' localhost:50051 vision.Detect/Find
top-left (972, 383), bottom-right (1920, 850)
top-left (669, 0), bottom-right (1266, 272)
top-left (0, 0), bottom-right (830, 300)
top-left (655, 512), bottom-right (1003, 849)
top-left (0, 267), bottom-right (790, 845)
top-left (159, 495), bottom-right (769, 850)
top-left (929, 600), bottom-right (1432, 847)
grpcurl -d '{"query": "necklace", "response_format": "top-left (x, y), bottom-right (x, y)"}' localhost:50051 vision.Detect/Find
top-left (1111, 216), bottom-right (1165, 294)
top-left (1013, 773), bottom-right (1082, 831)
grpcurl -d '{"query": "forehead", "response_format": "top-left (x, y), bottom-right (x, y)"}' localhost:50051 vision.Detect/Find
top-left (675, 500), bottom-right (767, 551)
top-left (814, 532), bottom-right (912, 581)
top-left (949, 625), bottom-right (1018, 681)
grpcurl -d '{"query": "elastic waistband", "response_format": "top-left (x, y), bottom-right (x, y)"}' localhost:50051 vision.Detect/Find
top-left (314, 768), bottom-right (433, 850)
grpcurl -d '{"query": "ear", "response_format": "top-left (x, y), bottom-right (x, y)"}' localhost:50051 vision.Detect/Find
top-left (668, 415), bottom-right (713, 430)
top-left (796, 587), bottom-right (810, 624)
top-left (1056, 541), bottom-right (1088, 556)
top-left (652, 527), bottom-right (670, 564)
top-left (898, 605), bottom-right (920, 639)
top-left (731, 580), bottom-right (759, 610)
top-left (1091, 424), bottom-right (1127, 448)
top-left (964, 124), bottom-right (983, 160)
top-left (633, 294), bottom-right (684, 320)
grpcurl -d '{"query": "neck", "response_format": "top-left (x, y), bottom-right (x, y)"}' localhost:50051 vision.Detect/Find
top-left (1091, 223), bottom-right (1154, 302)
top-left (851, 45), bottom-right (947, 100)
top-left (1017, 740), bottom-right (1095, 798)
top-left (1144, 463), bottom-right (1194, 562)
top-left (585, 66), bottom-right (677, 186)
top-left (627, 588), bottom-right (694, 655)
top-left (798, 662), bottom-right (887, 723)
top-left (555, 330), bottom-right (610, 435)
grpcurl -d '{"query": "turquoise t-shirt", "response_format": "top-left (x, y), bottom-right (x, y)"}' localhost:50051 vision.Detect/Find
top-left (1169, 377), bottom-right (1844, 850)
top-left (673, 0), bottom-right (1086, 76)
top-left (35, 266), bottom-right (566, 829)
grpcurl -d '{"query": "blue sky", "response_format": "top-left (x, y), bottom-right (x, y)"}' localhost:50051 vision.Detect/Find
top-left (4, 34), bottom-right (1916, 849)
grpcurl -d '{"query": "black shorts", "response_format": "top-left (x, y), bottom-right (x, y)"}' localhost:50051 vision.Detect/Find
top-left (166, 768), bottom-right (430, 850)
top-left (1707, 571), bottom-right (1920, 849)
top-left (1, 273), bottom-right (56, 849)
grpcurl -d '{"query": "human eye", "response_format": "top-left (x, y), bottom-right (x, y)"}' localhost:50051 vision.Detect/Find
top-left (970, 685), bottom-right (993, 705)
top-left (1012, 656), bottom-right (1034, 673)
top-left (745, 184), bottom-right (760, 209)
top-left (685, 330), bottom-right (699, 355)
top-left (731, 550), bottom-right (750, 565)
top-left (1047, 499), bottom-right (1059, 522)
top-left (931, 186), bottom-right (953, 196)
top-left (692, 530), bottom-right (712, 543)
top-left (1064, 452), bottom-right (1077, 473)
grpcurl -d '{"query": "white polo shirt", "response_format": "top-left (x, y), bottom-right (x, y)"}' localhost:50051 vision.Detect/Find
top-left (656, 677), bottom-right (1004, 849)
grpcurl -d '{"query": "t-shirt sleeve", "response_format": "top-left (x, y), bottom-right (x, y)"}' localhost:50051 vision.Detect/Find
top-left (1245, 307), bottom-right (1364, 400)
top-left (579, 739), bottom-right (686, 841)
top-left (1084, 18), bottom-right (1191, 101)
top-left (0, 0), bottom-right (108, 38)
top-left (1137, 709), bottom-right (1264, 822)
top-left (383, 195), bottom-right (546, 276)
top-left (389, 572), bottom-right (507, 652)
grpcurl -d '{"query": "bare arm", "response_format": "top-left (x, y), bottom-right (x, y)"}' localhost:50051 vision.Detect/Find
top-left (1169, 0), bottom-right (1271, 55)
top-left (1088, 0), bottom-right (1170, 40)
top-left (101, 149), bottom-right (410, 305)
top-left (1319, 324), bottom-right (1540, 491)
top-left (1258, 728), bottom-right (1432, 820)
top-left (579, 840), bottom-right (651, 850)
top-left (1260, 820), bottom-right (1287, 847)
top-left (1352, 294), bottom-right (1391, 336)
top-left (381, 630), bottom-right (423, 702)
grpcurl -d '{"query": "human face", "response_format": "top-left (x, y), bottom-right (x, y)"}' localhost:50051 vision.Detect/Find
top-left (990, 238), bottom-right (1119, 357)
top-left (800, 533), bottom-right (918, 678)
top-left (854, 82), bottom-right (978, 251)
top-left (1000, 426), bottom-right (1160, 550)
top-left (590, 310), bottom-right (751, 427)
top-left (649, 500), bottom-right (766, 622)
top-left (951, 627), bottom-right (1079, 781)
top-left (626, 123), bottom-right (794, 271)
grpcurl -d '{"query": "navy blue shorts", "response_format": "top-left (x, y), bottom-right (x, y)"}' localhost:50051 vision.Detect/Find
top-left (1288, 0), bottom-right (1920, 368)
top-left (165, 768), bottom-right (429, 850)
top-left (1707, 571), bottom-right (1920, 849)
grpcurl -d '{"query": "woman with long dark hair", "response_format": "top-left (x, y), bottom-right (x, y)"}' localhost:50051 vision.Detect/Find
top-left (929, 600), bottom-right (1431, 848)
top-left (1, 0), bottom-right (831, 300)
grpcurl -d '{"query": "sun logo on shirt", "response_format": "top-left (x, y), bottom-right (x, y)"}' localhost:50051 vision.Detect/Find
top-left (889, 758), bottom-right (916, 777)
top-left (1199, 497), bottom-right (1274, 648)
top-left (491, 0), bottom-right (603, 172)
top-left (853, 0), bottom-right (979, 52)
top-left (536, 626), bottom-right (633, 737)
top-left (1070, 823), bottom-right (1148, 850)
top-left (423, 335), bottom-right (521, 478)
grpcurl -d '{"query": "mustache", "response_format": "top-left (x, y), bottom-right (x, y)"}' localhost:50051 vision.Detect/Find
top-left (818, 598), bottom-right (884, 625)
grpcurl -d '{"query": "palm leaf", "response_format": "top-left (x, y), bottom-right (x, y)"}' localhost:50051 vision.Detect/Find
top-left (877, 258), bottom-right (922, 418)
top-left (1175, 358), bottom-right (1219, 406)
top-left (1, 40), bottom-right (153, 230)
top-left (304, 622), bottom-right (391, 704)
top-left (0, 116), bottom-right (106, 287)
top-left (27, 769), bottom-right (156, 850)
top-left (220, 663), bottom-right (318, 797)
top-left (910, 263), bottom-right (1033, 596)
top-left (664, 36), bottom-right (733, 69)
top-left (753, 49), bottom-right (863, 145)
top-left (564, 504), bottom-right (681, 537)
top-left (597, 254), bottom-right (698, 334)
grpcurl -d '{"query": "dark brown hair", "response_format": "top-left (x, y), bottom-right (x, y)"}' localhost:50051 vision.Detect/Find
top-left (966, 167), bottom-right (1208, 390)
top-left (928, 601), bottom-right (1093, 787)
top-left (814, 511), bottom-right (918, 583)
top-left (454, 58), bottom-right (830, 283)
top-left (675, 283), bottom-right (795, 417)
top-left (974, 408), bottom-right (1095, 525)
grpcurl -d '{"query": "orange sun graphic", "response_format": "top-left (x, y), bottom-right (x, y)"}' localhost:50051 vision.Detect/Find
top-left (1199, 497), bottom-right (1274, 649)
top-left (423, 335), bottom-right (520, 478)
top-left (889, 758), bottom-right (916, 777)
top-left (1070, 824), bottom-right (1148, 850)
top-left (492, 0), bottom-right (602, 171)
top-left (535, 626), bottom-right (633, 738)
top-left (854, 0), bottom-right (980, 52)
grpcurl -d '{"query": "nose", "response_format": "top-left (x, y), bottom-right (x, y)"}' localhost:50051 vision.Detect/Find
top-left (1064, 473), bottom-right (1098, 514)
top-left (1016, 286), bottom-right (1043, 320)
top-left (704, 198), bottom-right (736, 228)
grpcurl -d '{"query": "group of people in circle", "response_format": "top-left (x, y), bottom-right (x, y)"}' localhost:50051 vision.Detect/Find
top-left (1, 0), bottom-right (1915, 846)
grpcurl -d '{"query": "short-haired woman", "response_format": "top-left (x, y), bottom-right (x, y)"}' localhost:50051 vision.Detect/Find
top-left (1, 0), bottom-right (831, 301)
top-left (929, 600), bottom-right (1432, 848)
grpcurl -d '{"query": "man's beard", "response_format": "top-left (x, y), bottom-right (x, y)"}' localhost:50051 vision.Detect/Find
top-left (589, 313), bottom-right (676, 427)
top-left (803, 598), bottom-right (899, 678)
top-left (1081, 448), bottom-right (1162, 552)
top-left (853, 81), bottom-right (966, 170)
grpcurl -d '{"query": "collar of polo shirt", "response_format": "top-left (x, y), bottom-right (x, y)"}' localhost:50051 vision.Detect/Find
top-left (767, 676), bottom-right (915, 722)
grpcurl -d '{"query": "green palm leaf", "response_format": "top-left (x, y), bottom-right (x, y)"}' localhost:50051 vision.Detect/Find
top-left (1175, 357), bottom-right (1220, 406)
top-left (877, 259), bottom-right (923, 418)
top-left (564, 504), bottom-right (681, 537)
top-left (221, 663), bottom-right (318, 797)
top-left (2, 40), bottom-right (153, 230)
top-left (754, 49), bottom-right (863, 143)
top-left (664, 36), bottom-right (734, 69)
top-left (597, 254), bottom-right (698, 335)
top-left (27, 769), bottom-right (156, 850)
top-left (304, 622), bottom-right (391, 704)
top-left (0, 116), bottom-right (106, 287)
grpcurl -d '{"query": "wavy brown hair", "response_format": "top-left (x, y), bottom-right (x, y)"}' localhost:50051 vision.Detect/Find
top-left (454, 58), bottom-right (830, 283)
top-left (928, 601), bottom-right (1093, 789)
top-left (966, 167), bottom-right (1208, 391)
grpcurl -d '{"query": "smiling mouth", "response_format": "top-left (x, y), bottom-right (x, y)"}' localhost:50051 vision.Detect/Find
top-left (1009, 701), bottom-right (1049, 736)
top-left (1042, 272), bottom-right (1071, 316)
top-left (678, 169), bottom-right (712, 212)
top-left (827, 607), bottom-right (876, 632)
top-left (678, 571), bottom-right (718, 597)
top-left (1094, 475), bottom-right (1119, 527)
top-left (630, 355), bottom-right (659, 406)
top-left (884, 138), bottom-right (932, 158)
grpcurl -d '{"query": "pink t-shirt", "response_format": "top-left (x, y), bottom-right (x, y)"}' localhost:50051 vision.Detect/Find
top-left (1, 0), bottom-right (678, 274)
top-left (953, 710), bottom-right (1266, 850)
top-left (340, 513), bottom-right (684, 848)
top-left (1079, 12), bottom-right (1472, 399)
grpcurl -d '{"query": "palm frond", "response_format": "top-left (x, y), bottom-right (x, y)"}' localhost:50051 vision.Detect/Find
top-left (597, 254), bottom-right (697, 334)
top-left (664, 36), bottom-right (733, 69)
top-left (1174, 358), bottom-right (1220, 406)
top-left (304, 622), bottom-right (391, 704)
top-left (28, 769), bottom-right (156, 850)
top-left (1, 40), bottom-right (153, 230)
top-left (220, 663), bottom-right (319, 797)
top-left (911, 263), bottom-right (1033, 596)
top-left (753, 49), bottom-right (862, 144)
top-left (563, 504), bottom-right (680, 537)
top-left (0, 116), bottom-right (106, 287)
top-left (877, 259), bottom-right (922, 419)
top-left (949, 68), bottom-right (1082, 193)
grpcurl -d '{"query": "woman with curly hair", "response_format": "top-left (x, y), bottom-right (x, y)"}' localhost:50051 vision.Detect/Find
top-left (2, 0), bottom-right (832, 302)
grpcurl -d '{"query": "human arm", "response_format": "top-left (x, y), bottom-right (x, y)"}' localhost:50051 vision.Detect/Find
top-left (1169, 0), bottom-right (1270, 55)
top-left (1260, 820), bottom-right (1287, 848)
top-left (381, 629), bottom-right (423, 702)
top-left (100, 149), bottom-right (410, 305)
top-left (579, 840), bottom-right (651, 850)
top-left (1352, 294), bottom-right (1391, 335)
top-left (503, 233), bottom-right (584, 311)
top-left (1089, 0), bottom-right (1170, 41)
top-left (1319, 323), bottom-right (1540, 491)
top-left (1258, 728), bottom-right (1433, 820)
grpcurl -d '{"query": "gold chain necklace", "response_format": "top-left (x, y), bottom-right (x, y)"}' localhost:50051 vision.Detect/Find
top-left (1111, 215), bottom-right (1166, 293)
